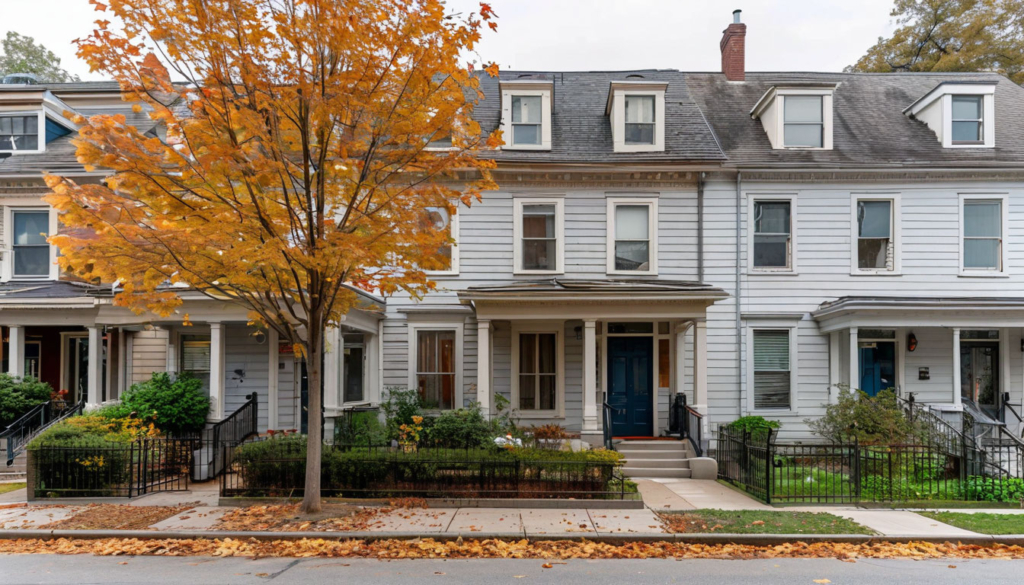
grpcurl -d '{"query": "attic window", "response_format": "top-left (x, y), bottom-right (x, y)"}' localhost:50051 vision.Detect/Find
top-left (500, 80), bottom-right (552, 150)
top-left (783, 96), bottom-right (823, 148)
top-left (750, 85), bottom-right (836, 151)
top-left (607, 81), bottom-right (667, 153)
top-left (624, 95), bottom-right (655, 145)
top-left (951, 95), bottom-right (984, 143)
top-left (0, 115), bottom-right (39, 151)
top-left (903, 82), bottom-right (995, 148)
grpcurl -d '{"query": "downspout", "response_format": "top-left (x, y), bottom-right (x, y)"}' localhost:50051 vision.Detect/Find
top-left (697, 172), bottom-right (705, 282)
top-left (734, 171), bottom-right (743, 417)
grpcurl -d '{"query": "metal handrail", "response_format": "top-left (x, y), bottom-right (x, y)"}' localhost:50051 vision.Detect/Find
top-left (191, 392), bottom-right (258, 480)
top-left (685, 405), bottom-right (704, 457)
top-left (602, 402), bottom-right (613, 451)
top-left (2, 399), bottom-right (84, 465)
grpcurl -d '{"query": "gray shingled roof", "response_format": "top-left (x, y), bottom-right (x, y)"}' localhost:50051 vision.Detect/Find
top-left (686, 71), bottom-right (1024, 168)
top-left (476, 70), bottom-right (726, 164)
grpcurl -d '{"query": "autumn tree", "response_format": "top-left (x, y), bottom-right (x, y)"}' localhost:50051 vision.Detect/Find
top-left (849, 0), bottom-right (1024, 85)
top-left (0, 32), bottom-right (81, 82)
top-left (46, 0), bottom-right (499, 513)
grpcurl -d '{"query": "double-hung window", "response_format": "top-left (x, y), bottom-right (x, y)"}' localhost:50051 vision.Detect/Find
top-left (511, 96), bottom-right (542, 146)
top-left (607, 197), bottom-right (658, 274)
top-left (514, 198), bottom-right (563, 274)
top-left (751, 199), bottom-right (793, 271)
top-left (961, 197), bottom-right (1005, 273)
top-left (624, 95), bottom-right (655, 145)
top-left (415, 329), bottom-right (456, 410)
top-left (751, 329), bottom-right (792, 411)
top-left (783, 96), bottom-right (823, 148)
top-left (423, 206), bottom-right (458, 274)
top-left (517, 332), bottom-right (557, 411)
top-left (181, 334), bottom-right (212, 390)
top-left (0, 115), bottom-right (39, 151)
top-left (12, 210), bottom-right (51, 278)
top-left (854, 197), bottom-right (898, 273)
top-left (952, 96), bottom-right (984, 144)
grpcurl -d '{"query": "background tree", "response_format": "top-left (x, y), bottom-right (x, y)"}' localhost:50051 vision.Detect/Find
top-left (0, 32), bottom-right (80, 82)
top-left (848, 0), bottom-right (1024, 85)
top-left (46, 0), bottom-right (499, 513)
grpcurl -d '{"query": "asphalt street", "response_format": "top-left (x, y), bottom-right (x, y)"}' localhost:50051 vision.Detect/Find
top-left (0, 554), bottom-right (1021, 584)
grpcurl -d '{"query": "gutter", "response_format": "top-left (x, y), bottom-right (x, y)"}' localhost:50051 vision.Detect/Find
top-left (734, 171), bottom-right (743, 419)
top-left (697, 172), bottom-right (705, 281)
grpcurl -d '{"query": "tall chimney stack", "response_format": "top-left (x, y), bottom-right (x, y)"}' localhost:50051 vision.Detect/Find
top-left (720, 9), bottom-right (746, 82)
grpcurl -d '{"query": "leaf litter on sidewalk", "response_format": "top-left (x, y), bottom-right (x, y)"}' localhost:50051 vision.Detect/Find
top-left (39, 504), bottom-right (199, 531)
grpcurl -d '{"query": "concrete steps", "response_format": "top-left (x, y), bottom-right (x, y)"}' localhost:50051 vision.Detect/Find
top-left (615, 439), bottom-right (696, 479)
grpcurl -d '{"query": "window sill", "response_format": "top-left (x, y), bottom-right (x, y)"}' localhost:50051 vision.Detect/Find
top-left (426, 271), bottom-right (459, 278)
top-left (502, 144), bottom-right (550, 151)
top-left (747, 269), bottom-right (798, 276)
top-left (850, 270), bottom-right (901, 277)
top-left (747, 409), bottom-right (798, 417)
top-left (514, 269), bottom-right (563, 276)
top-left (958, 271), bottom-right (1009, 278)
top-left (515, 410), bottom-right (564, 419)
top-left (607, 269), bottom-right (658, 277)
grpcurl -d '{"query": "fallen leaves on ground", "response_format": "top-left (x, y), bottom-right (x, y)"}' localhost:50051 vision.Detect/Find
top-left (0, 537), bottom-right (1021, 560)
top-left (214, 503), bottom-right (441, 533)
top-left (39, 504), bottom-right (198, 531)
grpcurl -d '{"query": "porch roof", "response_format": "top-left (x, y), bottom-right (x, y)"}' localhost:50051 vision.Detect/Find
top-left (813, 296), bottom-right (1024, 331)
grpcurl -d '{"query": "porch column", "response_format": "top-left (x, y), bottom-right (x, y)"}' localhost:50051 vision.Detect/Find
top-left (693, 320), bottom-right (708, 413)
top-left (323, 327), bottom-right (340, 410)
top-left (582, 319), bottom-right (598, 432)
top-left (847, 327), bottom-right (859, 391)
top-left (476, 320), bottom-right (492, 418)
top-left (7, 326), bottom-right (24, 378)
top-left (952, 327), bottom-right (961, 407)
top-left (267, 328), bottom-right (279, 430)
top-left (209, 322), bottom-right (226, 420)
top-left (87, 326), bottom-right (103, 406)
top-left (828, 331), bottom-right (840, 399)
top-left (673, 322), bottom-right (691, 401)
top-left (1000, 328), bottom-right (1011, 408)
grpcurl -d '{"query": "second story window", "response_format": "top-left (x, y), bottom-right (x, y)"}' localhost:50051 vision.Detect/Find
top-left (856, 199), bottom-right (894, 271)
top-left (624, 95), bottom-right (655, 145)
top-left (752, 200), bottom-right (793, 271)
top-left (12, 210), bottom-right (50, 278)
top-left (0, 115), bottom-right (39, 151)
top-left (607, 197), bottom-right (658, 275)
top-left (962, 198), bottom-right (1004, 273)
top-left (511, 96), bottom-right (542, 146)
top-left (423, 206), bottom-right (458, 275)
top-left (514, 198), bottom-right (563, 274)
top-left (783, 96), bottom-right (823, 148)
top-left (952, 95), bottom-right (984, 144)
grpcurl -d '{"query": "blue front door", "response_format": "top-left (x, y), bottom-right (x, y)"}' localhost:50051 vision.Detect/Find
top-left (607, 336), bottom-right (654, 437)
top-left (859, 342), bottom-right (896, 397)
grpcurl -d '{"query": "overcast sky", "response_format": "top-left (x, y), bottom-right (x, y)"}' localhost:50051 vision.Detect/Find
top-left (4, 0), bottom-right (898, 79)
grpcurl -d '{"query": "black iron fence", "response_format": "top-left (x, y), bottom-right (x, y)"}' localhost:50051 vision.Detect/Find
top-left (29, 438), bottom-right (192, 498)
top-left (221, 439), bottom-right (634, 500)
top-left (718, 426), bottom-right (1024, 505)
top-left (2, 399), bottom-right (84, 466)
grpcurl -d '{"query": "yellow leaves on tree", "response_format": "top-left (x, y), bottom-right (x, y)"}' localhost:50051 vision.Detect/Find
top-left (45, 0), bottom-right (499, 514)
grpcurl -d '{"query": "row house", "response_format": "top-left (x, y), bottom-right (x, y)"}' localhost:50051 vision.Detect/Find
top-left (1, 11), bottom-right (1023, 456)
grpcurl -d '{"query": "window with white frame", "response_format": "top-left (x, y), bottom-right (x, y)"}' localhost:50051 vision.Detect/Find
top-left (751, 86), bottom-right (835, 150)
top-left (423, 206), bottom-right (458, 274)
top-left (783, 95), bottom-right (824, 148)
top-left (951, 95), bottom-right (984, 144)
top-left (11, 210), bottom-right (51, 278)
top-left (902, 83), bottom-right (994, 148)
top-left (751, 199), bottom-right (793, 270)
top-left (608, 82), bottom-right (666, 153)
top-left (854, 197), bottom-right (898, 272)
top-left (962, 198), bottom-right (1005, 272)
top-left (0, 115), bottom-right (39, 151)
top-left (517, 332), bottom-right (558, 411)
top-left (624, 95), bottom-right (655, 145)
top-left (751, 329), bottom-right (792, 410)
top-left (500, 81), bottom-right (552, 150)
top-left (514, 198), bottom-right (563, 274)
top-left (607, 197), bottom-right (658, 274)
top-left (415, 329), bottom-right (456, 410)
top-left (181, 334), bottom-right (211, 389)
top-left (511, 96), bottom-right (542, 146)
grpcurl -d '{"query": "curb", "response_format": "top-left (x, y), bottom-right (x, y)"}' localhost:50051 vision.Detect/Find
top-left (217, 497), bottom-right (645, 510)
top-left (1, 529), bottom-right (1022, 546)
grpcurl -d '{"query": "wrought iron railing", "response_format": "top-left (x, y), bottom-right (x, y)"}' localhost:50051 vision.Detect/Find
top-left (668, 393), bottom-right (704, 457)
top-left (189, 392), bottom-right (258, 481)
top-left (602, 401), bottom-right (614, 450)
top-left (2, 399), bottom-right (84, 466)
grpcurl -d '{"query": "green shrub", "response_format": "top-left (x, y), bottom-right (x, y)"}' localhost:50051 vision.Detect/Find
top-left (381, 387), bottom-right (423, 441)
top-left (117, 373), bottom-right (210, 435)
top-left (728, 416), bottom-right (781, 437)
top-left (334, 410), bottom-right (387, 445)
top-left (426, 403), bottom-right (494, 448)
top-left (963, 476), bottom-right (1024, 503)
top-left (0, 375), bottom-right (54, 428)
top-left (808, 388), bottom-right (927, 444)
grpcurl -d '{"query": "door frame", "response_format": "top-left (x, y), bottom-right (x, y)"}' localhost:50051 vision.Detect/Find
top-left (958, 332), bottom-right (1002, 419)
top-left (602, 320), bottom-right (669, 437)
top-left (60, 331), bottom-right (89, 404)
top-left (605, 334), bottom-right (655, 437)
top-left (858, 333), bottom-right (898, 397)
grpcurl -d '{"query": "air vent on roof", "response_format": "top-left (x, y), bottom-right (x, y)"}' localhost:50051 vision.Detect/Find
top-left (2, 73), bottom-right (39, 85)
top-left (516, 73), bottom-right (544, 80)
top-left (625, 74), bottom-right (645, 80)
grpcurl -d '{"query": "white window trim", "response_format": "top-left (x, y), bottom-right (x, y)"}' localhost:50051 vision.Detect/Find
top-left (608, 83), bottom-right (666, 153)
top-left (2, 204), bottom-right (59, 282)
top-left (513, 197), bottom-right (564, 275)
top-left (850, 193), bottom-right (902, 276)
top-left (0, 111), bottom-right (46, 154)
top-left (425, 209), bottom-right (459, 277)
top-left (499, 82), bottom-right (553, 151)
top-left (606, 196), bottom-right (659, 276)
top-left (745, 320), bottom-right (799, 415)
top-left (510, 321), bottom-right (566, 418)
top-left (904, 84), bottom-right (996, 149)
top-left (407, 321), bottom-right (464, 411)
top-left (747, 194), bottom-right (798, 275)
top-left (778, 91), bottom-right (833, 150)
top-left (959, 193), bottom-right (1009, 277)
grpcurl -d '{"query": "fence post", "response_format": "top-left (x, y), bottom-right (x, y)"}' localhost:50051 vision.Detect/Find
top-left (764, 428), bottom-right (773, 505)
top-left (853, 435), bottom-right (861, 501)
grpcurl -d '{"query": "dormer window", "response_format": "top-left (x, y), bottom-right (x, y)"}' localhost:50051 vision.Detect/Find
top-left (904, 82), bottom-right (995, 148)
top-left (783, 96), bottom-right (823, 148)
top-left (607, 81), bottom-right (666, 153)
top-left (750, 84), bottom-right (836, 151)
top-left (0, 114), bottom-right (40, 152)
top-left (500, 80), bottom-right (552, 151)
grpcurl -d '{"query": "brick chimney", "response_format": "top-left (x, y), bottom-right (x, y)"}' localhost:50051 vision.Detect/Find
top-left (720, 9), bottom-right (746, 81)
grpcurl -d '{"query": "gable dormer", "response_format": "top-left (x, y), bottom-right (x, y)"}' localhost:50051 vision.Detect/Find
top-left (903, 82), bottom-right (996, 148)
top-left (606, 80), bottom-right (666, 153)
top-left (0, 87), bottom-right (77, 154)
top-left (499, 79), bottom-right (553, 151)
top-left (749, 83), bottom-right (837, 150)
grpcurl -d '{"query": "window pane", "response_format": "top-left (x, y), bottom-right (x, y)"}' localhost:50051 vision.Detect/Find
top-left (519, 334), bottom-right (537, 374)
top-left (624, 123), bottom-right (655, 145)
top-left (512, 96), bottom-right (542, 124)
top-left (0, 118), bottom-right (9, 134)
top-left (537, 333), bottom-right (556, 374)
top-left (417, 331), bottom-right (436, 372)
top-left (658, 339), bottom-right (670, 388)
top-left (964, 239), bottom-right (1000, 268)
top-left (512, 124), bottom-right (541, 145)
top-left (952, 121), bottom-right (981, 142)
top-left (519, 375), bottom-right (535, 410)
top-left (417, 373), bottom-right (455, 410)
top-left (181, 336), bottom-right (212, 372)
top-left (615, 205), bottom-right (649, 240)
top-left (14, 211), bottom-right (49, 245)
top-left (753, 330), bottom-right (790, 370)
top-left (754, 202), bottom-right (790, 235)
top-left (783, 123), bottom-right (823, 147)
top-left (784, 96), bottom-right (823, 123)
top-left (23, 115), bottom-right (37, 133)
top-left (858, 238), bottom-right (889, 269)
top-left (962, 330), bottom-right (999, 340)
top-left (625, 95), bottom-right (655, 123)
top-left (857, 201), bottom-right (890, 238)
top-left (425, 207), bottom-right (452, 270)
top-left (952, 96), bottom-right (982, 120)
top-left (859, 329), bottom-right (896, 339)
top-left (13, 247), bottom-right (48, 276)
top-left (964, 201), bottom-right (1001, 237)
top-left (438, 334), bottom-right (454, 373)
top-left (607, 322), bottom-right (654, 334)
top-left (614, 241), bottom-right (649, 271)
top-left (754, 371), bottom-right (791, 410)
top-left (523, 240), bottom-right (556, 270)
top-left (753, 234), bottom-right (789, 268)
top-left (12, 117), bottom-right (24, 134)
top-left (539, 375), bottom-right (556, 410)
top-left (522, 205), bottom-right (555, 237)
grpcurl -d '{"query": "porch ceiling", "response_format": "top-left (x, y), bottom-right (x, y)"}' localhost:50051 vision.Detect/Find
top-left (813, 296), bottom-right (1024, 332)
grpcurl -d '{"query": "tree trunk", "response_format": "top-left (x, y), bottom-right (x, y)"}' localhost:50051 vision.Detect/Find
top-left (300, 318), bottom-right (323, 514)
